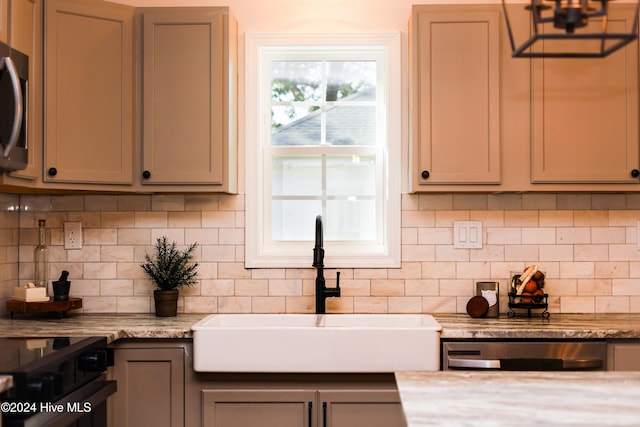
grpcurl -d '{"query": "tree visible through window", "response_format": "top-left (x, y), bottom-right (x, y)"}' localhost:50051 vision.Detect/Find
top-left (246, 34), bottom-right (401, 268)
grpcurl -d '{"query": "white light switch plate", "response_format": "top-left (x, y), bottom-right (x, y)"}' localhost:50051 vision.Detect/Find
top-left (454, 221), bottom-right (483, 249)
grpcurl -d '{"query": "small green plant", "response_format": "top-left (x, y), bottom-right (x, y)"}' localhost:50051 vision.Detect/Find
top-left (141, 237), bottom-right (199, 291)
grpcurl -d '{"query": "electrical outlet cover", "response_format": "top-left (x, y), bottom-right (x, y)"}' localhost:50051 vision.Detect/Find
top-left (64, 221), bottom-right (83, 250)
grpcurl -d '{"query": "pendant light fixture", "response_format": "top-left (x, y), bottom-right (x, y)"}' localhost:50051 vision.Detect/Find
top-left (502, 0), bottom-right (640, 58)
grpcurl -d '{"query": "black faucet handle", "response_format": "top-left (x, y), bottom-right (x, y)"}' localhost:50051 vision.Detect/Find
top-left (312, 247), bottom-right (324, 268)
top-left (330, 271), bottom-right (341, 298)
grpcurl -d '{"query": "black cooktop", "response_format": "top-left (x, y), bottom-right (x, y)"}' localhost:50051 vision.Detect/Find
top-left (0, 337), bottom-right (103, 373)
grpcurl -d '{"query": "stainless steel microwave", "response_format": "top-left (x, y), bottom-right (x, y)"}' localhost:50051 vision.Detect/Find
top-left (0, 41), bottom-right (28, 172)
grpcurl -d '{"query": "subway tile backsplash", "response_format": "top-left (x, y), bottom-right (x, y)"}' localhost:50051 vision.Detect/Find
top-left (2, 192), bottom-right (640, 315)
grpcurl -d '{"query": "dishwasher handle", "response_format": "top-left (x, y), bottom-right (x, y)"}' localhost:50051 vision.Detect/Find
top-left (448, 358), bottom-right (501, 369)
top-left (448, 358), bottom-right (603, 370)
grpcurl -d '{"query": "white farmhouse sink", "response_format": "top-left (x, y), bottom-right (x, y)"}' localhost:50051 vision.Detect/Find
top-left (192, 314), bottom-right (442, 373)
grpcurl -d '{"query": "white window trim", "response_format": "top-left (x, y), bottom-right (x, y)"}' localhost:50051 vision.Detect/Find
top-left (245, 32), bottom-right (401, 269)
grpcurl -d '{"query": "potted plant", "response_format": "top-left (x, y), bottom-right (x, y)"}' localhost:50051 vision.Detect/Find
top-left (141, 236), bottom-right (199, 317)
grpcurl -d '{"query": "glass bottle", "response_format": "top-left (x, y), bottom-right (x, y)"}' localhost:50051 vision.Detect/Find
top-left (34, 219), bottom-right (48, 293)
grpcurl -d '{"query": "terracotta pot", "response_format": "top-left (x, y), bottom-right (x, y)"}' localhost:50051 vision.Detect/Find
top-left (154, 289), bottom-right (179, 317)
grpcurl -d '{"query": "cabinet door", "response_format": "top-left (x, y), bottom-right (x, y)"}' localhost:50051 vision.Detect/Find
top-left (44, 0), bottom-right (134, 184)
top-left (0, 0), bottom-right (7, 43)
top-left (410, 5), bottom-right (501, 188)
top-left (202, 389), bottom-right (317, 427)
top-left (111, 346), bottom-right (185, 427)
top-left (608, 342), bottom-right (640, 371)
top-left (531, 5), bottom-right (639, 183)
top-left (140, 7), bottom-right (237, 191)
top-left (319, 389), bottom-right (405, 427)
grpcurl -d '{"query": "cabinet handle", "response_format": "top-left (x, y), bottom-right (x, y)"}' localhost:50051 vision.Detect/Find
top-left (308, 401), bottom-right (313, 427)
top-left (632, 169), bottom-right (640, 178)
top-left (421, 170), bottom-right (430, 179)
top-left (322, 402), bottom-right (327, 427)
top-left (48, 167), bottom-right (58, 176)
top-left (142, 170), bottom-right (151, 179)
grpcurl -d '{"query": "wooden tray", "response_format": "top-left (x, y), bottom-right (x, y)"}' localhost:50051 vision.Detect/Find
top-left (7, 297), bottom-right (82, 319)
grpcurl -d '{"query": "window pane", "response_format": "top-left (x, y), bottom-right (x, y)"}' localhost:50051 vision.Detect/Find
top-left (272, 199), bottom-right (376, 242)
top-left (326, 155), bottom-right (376, 196)
top-left (271, 60), bottom-right (377, 146)
top-left (272, 200), bottom-right (322, 241)
top-left (271, 108), bottom-right (322, 146)
top-left (272, 156), bottom-right (322, 196)
top-left (326, 199), bottom-right (376, 241)
top-left (271, 61), bottom-right (322, 133)
top-left (325, 61), bottom-right (377, 101)
top-left (271, 61), bottom-right (323, 102)
top-left (271, 105), bottom-right (318, 131)
top-left (326, 105), bottom-right (377, 146)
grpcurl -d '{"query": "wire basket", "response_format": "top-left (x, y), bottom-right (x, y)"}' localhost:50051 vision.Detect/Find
top-left (507, 293), bottom-right (550, 319)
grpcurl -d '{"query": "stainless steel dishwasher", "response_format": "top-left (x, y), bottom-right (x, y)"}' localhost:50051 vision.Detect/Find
top-left (442, 340), bottom-right (607, 371)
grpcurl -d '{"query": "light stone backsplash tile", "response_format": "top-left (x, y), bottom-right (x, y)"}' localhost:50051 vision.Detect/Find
top-left (504, 210), bottom-right (538, 226)
top-left (218, 296), bottom-right (251, 313)
top-left (561, 296), bottom-right (595, 313)
top-left (578, 278), bottom-right (612, 295)
top-left (0, 194), bottom-right (19, 313)
top-left (595, 296), bottom-right (630, 312)
top-left (184, 296), bottom-right (217, 313)
top-left (422, 296), bottom-right (457, 313)
top-left (117, 296), bottom-right (153, 313)
top-left (5, 192), bottom-right (640, 316)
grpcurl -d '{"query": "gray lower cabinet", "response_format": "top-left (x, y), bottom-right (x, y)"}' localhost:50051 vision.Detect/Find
top-left (109, 340), bottom-right (404, 427)
top-left (109, 341), bottom-right (186, 427)
top-left (200, 387), bottom-right (404, 427)
top-left (607, 340), bottom-right (640, 371)
top-left (202, 389), bottom-right (316, 427)
top-left (319, 390), bottom-right (405, 427)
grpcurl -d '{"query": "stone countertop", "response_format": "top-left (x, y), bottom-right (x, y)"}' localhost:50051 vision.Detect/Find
top-left (0, 313), bottom-right (208, 343)
top-left (395, 370), bottom-right (640, 427)
top-left (0, 313), bottom-right (640, 342)
top-left (434, 313), bottom-right (640, 339)
top-left (0, 375), bottom-right (13, 394)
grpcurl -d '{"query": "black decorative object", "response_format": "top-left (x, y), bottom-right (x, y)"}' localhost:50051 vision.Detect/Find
top-left (508, 292), bottom-right (550, 319)
top-left (52, 270), bottom-right (71, 301)
top-left (502, 0), bottom-right (640, 58)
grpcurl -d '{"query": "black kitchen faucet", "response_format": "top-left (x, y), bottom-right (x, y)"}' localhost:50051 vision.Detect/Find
top-left (313, 215), bottom-right (340, 314)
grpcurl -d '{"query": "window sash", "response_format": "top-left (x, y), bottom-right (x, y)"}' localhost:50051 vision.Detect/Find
top-left (245, 33), bottom-right (401, 269)
top-left (265, 146), bottom-right (385, 244)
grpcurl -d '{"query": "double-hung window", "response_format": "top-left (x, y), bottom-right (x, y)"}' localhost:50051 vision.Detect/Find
top-left (246, 33), bottom-right (400, 268)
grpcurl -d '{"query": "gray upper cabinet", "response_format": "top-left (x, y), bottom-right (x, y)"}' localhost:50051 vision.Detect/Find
top-left (44, 0), bottom-right (134, 185)
top-left (8, 0), bottom-right (238, 193)
top-left (409, 4), bottom-right (640, 192)
top-left (139, 7), bottom-right (238, 193)
top-left (531, 5), bottom-right (640, 184)
top-left (409, 5), bottom-right (502, 188)
top-left (0, 0), bottom-right (7, 43)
